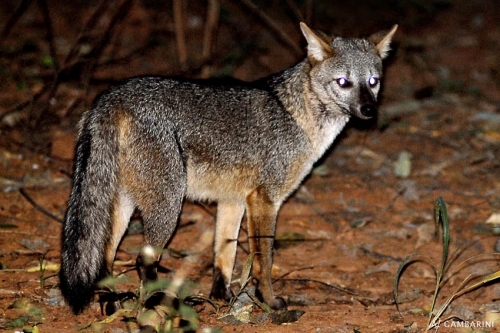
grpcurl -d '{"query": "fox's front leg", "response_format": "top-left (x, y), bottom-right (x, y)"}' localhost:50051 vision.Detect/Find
top-left (246, 188), bottom-right (287, 310)
top-left (210, 202), bottom-right (245, 301)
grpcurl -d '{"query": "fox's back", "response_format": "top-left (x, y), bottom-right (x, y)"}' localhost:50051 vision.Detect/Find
top-left (88, 76), bottom-right (311, 202)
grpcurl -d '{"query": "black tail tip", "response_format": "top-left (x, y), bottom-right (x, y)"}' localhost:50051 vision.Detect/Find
top-left (69, 300), bottom-right (89, 315)
top-left (59, 273), bottom-right (95, 314)
top-left (63, 289), bottom-right (95, 314)
top-left (61, 287), bottom-right (95, 314)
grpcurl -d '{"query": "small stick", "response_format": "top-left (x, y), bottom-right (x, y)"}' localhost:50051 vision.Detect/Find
top-left (201, 0), bottom-right (221, 78)
top-left (19, 188), bottom-right (63, 223)
top-left (0, 0), bottom-right (33, 39)
top-left (280, 277), bottom-right (358, 295)
top-left (37, 0), bottom-right (60, 70)
top-left (173, 0), bottom-right (188, 70)
top-left (272, 265), bottom-right (315, 282)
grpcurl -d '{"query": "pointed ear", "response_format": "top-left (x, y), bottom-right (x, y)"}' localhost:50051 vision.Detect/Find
top-left (369, 24), bottom-right (398, 59)
top-left (300, 22), bottom-right (334, 64)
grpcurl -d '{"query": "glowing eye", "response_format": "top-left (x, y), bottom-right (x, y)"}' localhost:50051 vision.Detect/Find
top-left (336, 77), bottom-right (351, 88)
top-left (368, 76), bottom-right (379, 88)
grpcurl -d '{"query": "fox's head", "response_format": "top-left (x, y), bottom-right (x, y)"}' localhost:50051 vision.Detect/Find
top-left (300, 23), bottom-right (397, 120)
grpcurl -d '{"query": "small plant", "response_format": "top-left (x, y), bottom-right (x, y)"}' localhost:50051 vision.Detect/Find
top-left (95, 273), bottom-right (199, 332)
top-left (20, 239), bottom-right (58, 289)
top-left (37, 250), bottom-right (49, 289)
top-left (136, 278), bottom-right (199, 332)
top-left (394, 197), bottom-right (500, 331)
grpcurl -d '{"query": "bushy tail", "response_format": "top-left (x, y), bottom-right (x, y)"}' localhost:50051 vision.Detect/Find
top-left (59, 111), bottom-right (119, 314)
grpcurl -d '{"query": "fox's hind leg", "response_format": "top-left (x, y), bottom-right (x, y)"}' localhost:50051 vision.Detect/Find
top-left (210, 202), bottom-right (245, 301)
top-left (120, 124), bottom-right (186, 284)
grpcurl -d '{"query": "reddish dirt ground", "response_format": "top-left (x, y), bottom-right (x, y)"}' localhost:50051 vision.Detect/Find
top-left (1, 1), bottom-right (500, 332)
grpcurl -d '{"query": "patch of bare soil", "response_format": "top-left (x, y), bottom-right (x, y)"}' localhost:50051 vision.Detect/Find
top-left (1, 0), bottom-right (500, 332)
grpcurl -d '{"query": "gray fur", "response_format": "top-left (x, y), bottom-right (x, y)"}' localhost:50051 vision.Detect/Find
top-left (60, 23), bottom-right (397, 313)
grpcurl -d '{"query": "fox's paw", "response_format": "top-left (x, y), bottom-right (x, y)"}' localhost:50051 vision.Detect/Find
top-left (209, 268), bottom-right (233, 302)
top-left (209, 286), bottom-right (233, 302)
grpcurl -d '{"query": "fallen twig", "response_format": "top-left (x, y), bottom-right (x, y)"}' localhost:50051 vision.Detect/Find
top-left (37, 0), bottom-right (59, 70)
top-left (201, 0), bottom-right (221, 78)
top-left (173, 0), bottom-right (188, 70)
top-left (19, 188), bottom-right (63, 223)
top-left (280, 277), bottom-right (358, 295)
top-left (272, 265), bottom-right (315, 282)
top-left (0, 0), bottom-right (33, 40)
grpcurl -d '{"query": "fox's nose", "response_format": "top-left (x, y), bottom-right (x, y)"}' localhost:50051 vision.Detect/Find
top-left (360, 104), bottom-right (377, 118)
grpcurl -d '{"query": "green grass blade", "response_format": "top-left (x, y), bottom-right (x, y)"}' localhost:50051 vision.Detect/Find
top-left (428, 197), bottom-right (450, 326)
top-left (434, 197), bottom-right (450, 276)
top-left (393, 253), bottom-right (436, 315)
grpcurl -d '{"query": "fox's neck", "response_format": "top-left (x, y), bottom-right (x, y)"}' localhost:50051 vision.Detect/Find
top-left (268, 60), bottom-right (350, 160)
